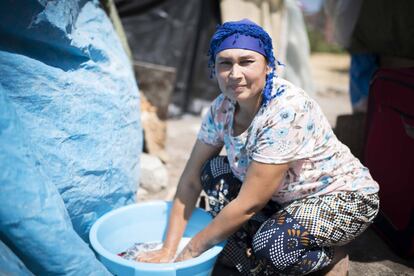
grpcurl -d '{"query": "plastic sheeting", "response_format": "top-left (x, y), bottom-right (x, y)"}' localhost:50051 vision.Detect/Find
top-left (280, 0), bottom-right (315, 95)
top-left (0, 0), bottom-right (142, 274)
top-left (324, 0), bottom-right (363, 48)
top-left (115, 0), bottom-right (221, 113)
top-left (0, 240), bottom-right (33, 276)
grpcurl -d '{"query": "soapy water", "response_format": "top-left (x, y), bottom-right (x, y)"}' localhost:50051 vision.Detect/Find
top-left (119, 237), bottom-right (192, 262)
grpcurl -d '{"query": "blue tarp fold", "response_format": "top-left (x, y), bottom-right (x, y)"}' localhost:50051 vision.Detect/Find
top-left (0, 0), bottom-right (142, 274)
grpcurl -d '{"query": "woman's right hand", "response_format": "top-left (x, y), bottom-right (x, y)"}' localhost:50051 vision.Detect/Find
top-left (135, 247), bottom-right (175, 263)
top-left (136, 141), bottom-right (221, 264)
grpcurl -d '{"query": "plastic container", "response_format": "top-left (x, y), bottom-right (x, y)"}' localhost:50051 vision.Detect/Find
top-left (90, 201), bottom-right (225, 276)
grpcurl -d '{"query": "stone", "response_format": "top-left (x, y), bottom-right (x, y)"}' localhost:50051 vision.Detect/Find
top-left (140, 153), bottom-right (169, 193)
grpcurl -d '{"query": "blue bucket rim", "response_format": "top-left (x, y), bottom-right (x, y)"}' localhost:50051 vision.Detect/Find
top-left (89, 200), bottom-right (225, 272)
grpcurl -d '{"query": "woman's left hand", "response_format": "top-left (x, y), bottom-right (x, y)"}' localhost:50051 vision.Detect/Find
top-left (174, 239), bottom-right (203, 262)
top-left (180, 161), bottom-right (289, 263)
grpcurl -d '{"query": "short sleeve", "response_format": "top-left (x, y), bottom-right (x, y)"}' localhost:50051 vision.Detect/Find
top-left (197, 95), bottom-right (226, 147)
top-left (251, 97), bottom-right (318, 164)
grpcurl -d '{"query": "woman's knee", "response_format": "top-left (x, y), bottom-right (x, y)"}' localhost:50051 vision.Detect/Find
top-left (252, 219), bottom-right (295, 271)
top-left (252, 211), bottom-right (321, 273)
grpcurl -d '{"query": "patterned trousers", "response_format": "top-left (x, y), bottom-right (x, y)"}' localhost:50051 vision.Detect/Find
top-left (200, 156), bottom-right (379, 276)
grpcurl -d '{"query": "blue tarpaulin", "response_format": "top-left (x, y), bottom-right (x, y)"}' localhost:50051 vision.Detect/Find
top-left (0, 239), bottom-right (33, 276)
top-left (0, 0), bottom-right (142, 274)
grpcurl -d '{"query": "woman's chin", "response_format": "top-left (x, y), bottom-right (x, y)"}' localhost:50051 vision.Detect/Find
top-left (234, 92), bottom-right (261, 103)
top-left (223, 90), bottom-right (258, 103)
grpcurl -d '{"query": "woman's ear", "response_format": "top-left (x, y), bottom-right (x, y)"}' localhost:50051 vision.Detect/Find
top-left (266, 65), bottom-right (272, 75)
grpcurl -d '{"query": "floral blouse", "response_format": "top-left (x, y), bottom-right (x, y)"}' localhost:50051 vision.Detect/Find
top-left (197, 77), bottom-right (379, 204)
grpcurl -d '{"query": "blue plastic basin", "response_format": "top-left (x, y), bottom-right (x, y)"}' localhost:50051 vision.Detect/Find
top-left (89, 201), bottom-right (224, 276)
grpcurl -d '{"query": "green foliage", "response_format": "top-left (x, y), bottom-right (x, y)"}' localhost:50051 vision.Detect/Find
top-left (307, 27), bottom-right (345, 53)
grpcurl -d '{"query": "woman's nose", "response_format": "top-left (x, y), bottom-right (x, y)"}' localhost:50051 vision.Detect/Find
top-left (229, 64), bottom-right (243, 79)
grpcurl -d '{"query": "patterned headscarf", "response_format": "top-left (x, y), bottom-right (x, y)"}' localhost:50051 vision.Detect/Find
top-left (208, 19), bottom-right (279, 105)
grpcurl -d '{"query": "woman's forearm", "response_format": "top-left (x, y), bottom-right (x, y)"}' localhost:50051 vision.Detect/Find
top-left (187, 197), bottom-right (258, 254)
top-left (160, 140), bottom-right (222, 259)
top-left (162, 174), bottom-right (202, 255)
top-left (137, 141), bottom-right (222, 263)
top-left (183, 161), bottom-right (288, 257)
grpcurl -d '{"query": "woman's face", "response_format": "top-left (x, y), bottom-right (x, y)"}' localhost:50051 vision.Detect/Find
top-left (215, 49), bottom-right (269, 104)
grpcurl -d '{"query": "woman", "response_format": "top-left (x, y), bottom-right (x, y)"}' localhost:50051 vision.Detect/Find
top-left (137, 19), bottom-right (379, 275)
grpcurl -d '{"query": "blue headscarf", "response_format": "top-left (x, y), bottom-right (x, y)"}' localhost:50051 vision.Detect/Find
top-left (208, 19), bottom-right (280, 105)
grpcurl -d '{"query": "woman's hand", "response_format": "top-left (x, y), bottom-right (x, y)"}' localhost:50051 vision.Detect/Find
top-left (174, 240), bottom-right (203, 262)
top-left (174, 160), bottom-right (289, 263)
top-left (136, 141), bottom-right (221, 264)
top-left (135, 247), bottom-right (175, 263)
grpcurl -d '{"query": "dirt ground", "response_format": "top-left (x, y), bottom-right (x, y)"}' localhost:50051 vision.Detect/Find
top-left (139, 53), bottom-right (414, 275)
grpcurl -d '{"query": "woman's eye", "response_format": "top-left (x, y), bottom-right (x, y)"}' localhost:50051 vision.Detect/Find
top-left (240, 60), bottom-right (254, 65)
top-left (219, 61), bottom-right (231, 65)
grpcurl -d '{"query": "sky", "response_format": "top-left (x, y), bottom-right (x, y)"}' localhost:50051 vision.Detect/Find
top-left (298, 0), bottom-right (324, 14)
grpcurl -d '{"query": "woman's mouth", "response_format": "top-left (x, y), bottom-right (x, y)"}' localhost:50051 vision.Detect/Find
top-left (230, 85), bottom-right (246, 92)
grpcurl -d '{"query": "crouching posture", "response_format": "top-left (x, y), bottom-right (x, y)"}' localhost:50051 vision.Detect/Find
top-left (137, 19), bottom-right (379, 275)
